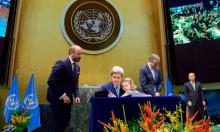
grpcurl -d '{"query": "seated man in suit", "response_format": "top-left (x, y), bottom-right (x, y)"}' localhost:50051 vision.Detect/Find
top-left (101, 66), bottom-right (125, 97)
top-left (184, 72), bottom-right (206, 122)
top-left (139, 54), bottom-right (163, 96)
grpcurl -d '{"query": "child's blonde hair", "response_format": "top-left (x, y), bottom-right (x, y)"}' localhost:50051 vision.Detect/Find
top-left (123, 77), bottom-right (137, 91)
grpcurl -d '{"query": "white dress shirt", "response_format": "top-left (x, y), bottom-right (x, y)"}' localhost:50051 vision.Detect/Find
top-left (148, 62), bottom-right (155, 80)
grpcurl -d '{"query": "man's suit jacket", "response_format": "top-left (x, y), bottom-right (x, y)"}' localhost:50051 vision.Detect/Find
top-left (47, 57), bottom-right (80, 104)
top-left (184, 81), bottom-right (205, 107)
top-left (101, 82), bottom-right (125, 97)
top-left (139, 64), bottom-right (163, 96)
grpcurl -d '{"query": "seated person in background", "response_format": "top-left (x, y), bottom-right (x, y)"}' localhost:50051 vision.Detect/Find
top-left (101, 66), bottom-right (125, 97)
top-left (122, 77), bottom-right (151, 97)
top-left (184, 72), bottom-right (206, 122)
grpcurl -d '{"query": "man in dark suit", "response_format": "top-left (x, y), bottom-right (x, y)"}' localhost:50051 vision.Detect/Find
top-left (139, 54), bottom-right (163, 96)
top-left (47, 45), bottom-right (82, 132)
top-left (184, 72), bottom-right (206, 122)
top-left (101, 66), bottom-right (125, 97)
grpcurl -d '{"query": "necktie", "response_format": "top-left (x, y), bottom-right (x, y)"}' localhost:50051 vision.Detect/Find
top-left (72, 63), bottom-right (77, 77)
top-left (192, 82), bottom-right (196, 91)
top-left (152, 68), bottom-right (155, 80)
top-left (115, 87), bottom-right (120, 97)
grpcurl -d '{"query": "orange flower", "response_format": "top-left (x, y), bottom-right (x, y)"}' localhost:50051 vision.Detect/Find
top-left (138, 120), bottom-right (150, 132)
top-left (189, 111), bottom-right (198, 123)
top-left (141, 113), bottom-right (153, 126)
top-left (185, 107), bottom-right (198, 126)
top-left (98, 120), bottom-right (111, 129)
top-left (195, 127), bottom-right (203, 132)
top-left (152, 123), bottom-right (161, 131)
top-left (186, 107), bottom-right (189, 125)
top-left (153, 111), bottom-right (159, 118)
top-left (204, 119), bottom-right (210, 132)
top-left (111, 111), bottom-right (116, 121)
top-left (194, 119), bottom-right (204, 129)
top-left (144, 103), bottom-right (152, 117)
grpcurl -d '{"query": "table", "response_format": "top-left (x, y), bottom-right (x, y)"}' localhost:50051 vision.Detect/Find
top-left (89, 96), bottom-right (181, 132)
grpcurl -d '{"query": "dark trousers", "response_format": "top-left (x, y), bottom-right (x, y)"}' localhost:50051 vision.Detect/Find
top-left (189, 104), bottom-right (204, 122)
top-left (50, 103), bottom-right (72, 132)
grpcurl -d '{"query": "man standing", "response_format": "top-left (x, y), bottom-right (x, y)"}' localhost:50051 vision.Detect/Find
top-left (184, 72), bottom-right (206, 121)
top-left (139, 54), bottom-right (163, 96)
top-left (47, 45), bottom-right (82, 132)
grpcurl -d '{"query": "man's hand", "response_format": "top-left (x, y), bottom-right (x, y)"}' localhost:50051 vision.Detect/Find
top-left (63, 95), bottom-right (71, 104)
top-left (155, 92), bottom-right (161, 96)
top-left (74, 97), bottom-right (80, 104)
top-left (188, 101), bottom-right (192, 106)
top-left (108, 91), bottom-right (117, 97)
top-left (202, 101), bottom-right (206, 106)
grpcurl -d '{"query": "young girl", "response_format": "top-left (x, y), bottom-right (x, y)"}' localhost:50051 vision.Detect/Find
top-left (122, 77), bottom-right (151, 97)
top-left (122, 77), bottom-right (135, 91)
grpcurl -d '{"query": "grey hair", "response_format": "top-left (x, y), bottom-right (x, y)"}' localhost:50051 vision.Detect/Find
top-left (69, 45), bottom-right (76, 54)
top-left (69, 45), bottom-right (82, 54)
top-left (148, 54), bottom-right (160, 62)
top-left (111, 66), bottom-right (124, 76)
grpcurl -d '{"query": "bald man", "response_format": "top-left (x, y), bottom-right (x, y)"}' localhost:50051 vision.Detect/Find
top-left (47, 45), bottom-right (83, 132)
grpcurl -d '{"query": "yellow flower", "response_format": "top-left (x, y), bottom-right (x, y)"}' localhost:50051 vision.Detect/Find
top-left (119, 121), bottom-right (127, 132)
top-left (2, 110), bottom-right (30, 132)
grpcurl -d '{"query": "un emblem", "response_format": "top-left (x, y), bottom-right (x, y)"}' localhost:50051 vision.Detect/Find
top-left (62, 0), bottom-right (123, 54)
top-left (5, 94), bottom-right (20, 110)
top-left (23, 94), bottom-right (38, 109)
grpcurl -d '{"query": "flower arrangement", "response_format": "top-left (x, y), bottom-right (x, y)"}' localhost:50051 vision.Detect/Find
top-left (98, 102), bottom-right (212, 132)
top-left (3, 110), bottom-right (30, 132)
